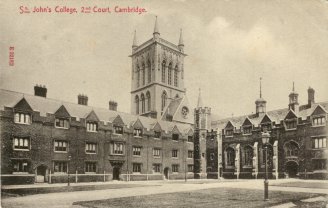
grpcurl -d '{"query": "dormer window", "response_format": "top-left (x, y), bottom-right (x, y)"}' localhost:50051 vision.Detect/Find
top-left (225, 129), bottom-right (233, 136)
top-left (242, 126), bottom-right (252, 135)
top-left (55, 118), bottom-right (69, 129)
top-left (312, 116), bottom-right (326, 126)
top-left (285, 120), bottom-right (297, 130)
top-left (14, 112), bottom-right (31, 125)
top-left (261, 123), bottom-right (272, 132)
top-left (172, 134), bottom-right (179, 141)
top-left (154, 131), bottom-right (161, 139)
top-left (133, 128), bottom-right (143, 137)
top-left (113, 126), bottom-right (123, 134)
top-left (86, 122), bottom-right (98, 132)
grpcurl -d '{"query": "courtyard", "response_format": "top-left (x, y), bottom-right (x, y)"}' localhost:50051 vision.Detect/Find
top-left (2, 179), bottom-right (328, 208)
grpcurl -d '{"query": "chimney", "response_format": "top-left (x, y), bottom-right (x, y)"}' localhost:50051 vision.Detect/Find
top-left (34, 84), bottom-right (47, 97)
top-left (166, 114), bottom-right (173, 122)
top-left (78, 94), bottom-right (88, 106)
top-left (308, 87), bottom-right (315, 107)
top-left (109, 100), bottom-right (118, 111)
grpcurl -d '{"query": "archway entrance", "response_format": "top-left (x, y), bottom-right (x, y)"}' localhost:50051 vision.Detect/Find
top-left (164, 167), bottom-right (169, 180)
top-left (110, 160), bottom-right (124, 181)
top-left (286, 161), bottom-right (298, 178)
top-left (113, 166), bottom-right (121, 180)
top-left (36, 165), bottom-right (48, 183)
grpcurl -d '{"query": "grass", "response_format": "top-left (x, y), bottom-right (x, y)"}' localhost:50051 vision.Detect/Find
top-left (271, 181), bottom-right (328, 189)
top-left (1, 183), bottom-right (157, 197)
top-left (73, 187), bottom-right (326, 208)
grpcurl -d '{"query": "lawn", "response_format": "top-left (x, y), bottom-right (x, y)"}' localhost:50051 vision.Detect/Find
top-left (271, 181), bottom-right (328, 189)
top-left (73, 187), bottom-right (326, 208)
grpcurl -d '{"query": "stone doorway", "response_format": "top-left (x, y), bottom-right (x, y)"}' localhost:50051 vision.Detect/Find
top-left (285, 161), bottom-right (299, 178)
top-left (110, 160), bottom-right (124, 181)
top-left (164, 167), bottom-right (169, 180)
top-left (113, 166), bottom-right (121, 180)
top-left (36, 165), bottom-right (48, 183)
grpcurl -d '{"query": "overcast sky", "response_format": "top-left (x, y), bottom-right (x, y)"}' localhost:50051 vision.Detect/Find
top-left (1, 0), bottom-right (328, 118)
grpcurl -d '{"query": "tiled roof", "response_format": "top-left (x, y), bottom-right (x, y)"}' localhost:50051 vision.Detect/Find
top-left (0, 89), bottom-right (192, 133)
top-left (211, 102), bottom-right (328, 131)
top-left (161, 97), bottom-right (183, 120)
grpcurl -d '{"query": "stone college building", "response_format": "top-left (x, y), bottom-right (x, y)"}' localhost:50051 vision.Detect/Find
top-left (1, 18), bottom-right (327, 185)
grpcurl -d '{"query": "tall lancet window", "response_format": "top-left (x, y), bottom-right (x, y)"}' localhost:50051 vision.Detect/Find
top-left (142, 63), bottom-right (145, 86)
top-left (141, 93), bottom-right (145, 113)
top-left (161, 91), bottom-right (167, 111)
top-left (243, 145), bottom-right (253, 166)
top-left (135, 95), bottom-right (139, 114)
top-left (174, 66), bottom-right (178, 87)
top-left (168, 63), bottom-right (172, 85)
top-left (147, 60), bottom-right (151, 83)
top-left (161, 61), bottom-right (166, 83)
top-left (146, 91), bottom-right (151, 112)
top-left (137, 66), bottom-right (140, 88)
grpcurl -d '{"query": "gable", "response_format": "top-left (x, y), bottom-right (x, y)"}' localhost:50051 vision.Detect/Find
top-left (172, 125), bottom-right (181, 134)
top-left (311, 105), bottom-right (327, 116)
top-left (133, 119), bottom-right (144, 129)
top-left (186, 128), bottom-right (194, 136)
top-left (54, 105), bottom-right (70, 118)
top-left (225, 121), bottom-right (234, 129)
top-left (284, 110), bottom-right (297, 120)
top-left (86, 110), bottom-right (100, 122)
top-left (260, 114), bottom-right (272, 124)
top-left (242, 117), bottom-right (252, 126)
top-left (112, 115), bottom-right (125, 126)
top-left (13, 98), bottom-right (33, 112)
top-left (171, 95), bottom-right (194, 124)
top-left (152, 122), bottom-right (162, 132)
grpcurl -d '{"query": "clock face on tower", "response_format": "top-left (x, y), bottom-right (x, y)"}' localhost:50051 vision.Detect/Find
top-left (181, 106), bottom-right (189, 118)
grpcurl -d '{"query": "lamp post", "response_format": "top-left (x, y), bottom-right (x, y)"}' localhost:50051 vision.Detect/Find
top-left (261, 132), bottom-right (270, 201)
top-left (68, 155), bottom-right (71, 186)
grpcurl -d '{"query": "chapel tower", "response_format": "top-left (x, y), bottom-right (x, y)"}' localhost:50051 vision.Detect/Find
top-left (130, 17), bottom-right (187, 119)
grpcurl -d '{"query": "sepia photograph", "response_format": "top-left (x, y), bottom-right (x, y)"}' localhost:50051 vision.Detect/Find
top-left (0, 0), bottom-right (327, 207)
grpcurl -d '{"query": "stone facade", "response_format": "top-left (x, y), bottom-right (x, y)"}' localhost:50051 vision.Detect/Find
top-left (0, 89), bottom-right (194, 185)
top-left (208, 86), bottom-right (328, 180)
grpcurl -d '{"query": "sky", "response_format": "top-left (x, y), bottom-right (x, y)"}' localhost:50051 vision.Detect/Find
top-left (1, 0), bottom-right (328, 118)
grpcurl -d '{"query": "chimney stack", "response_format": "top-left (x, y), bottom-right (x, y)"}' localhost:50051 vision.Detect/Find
top-left (78, 94), bottom-right (88, 106)
top-left (34, 84), bottom-right (47, 97)
top-left (308, 87), bottom-right (315, 107)
top-left (109, 100), bottom-right (118, 111)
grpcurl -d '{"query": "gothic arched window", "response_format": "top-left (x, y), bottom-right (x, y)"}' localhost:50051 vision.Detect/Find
top-left (135, 95), bottom-right (139, 114)
top-left (174, 66), bottom-right (178, 87)
top-left (141, 93), bottom-right (145, 113)
top-left (161, 91), bottom-right (167, 111)
top-left (147, 60), bottom-right (151, 83)
top-left (243, 145), bottom-right (253, 166)
top-left (146, 91), bottom-right (151, 112)
top-left (284, 141), bottom-right (299, 157)
top-left (226, 147), bottom-right (235, 167)
top-left (142, 63), bottom-right (145, 86)
top-left (168, 63), bottom-right (172, 85)
top-left (161, 61), bottom-right (166, 83)
top-left (137, 66), bottom-right (140, 88)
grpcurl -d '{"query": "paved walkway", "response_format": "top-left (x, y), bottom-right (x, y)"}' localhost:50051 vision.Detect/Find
top-left (1, 179), bottom-right (327, 208)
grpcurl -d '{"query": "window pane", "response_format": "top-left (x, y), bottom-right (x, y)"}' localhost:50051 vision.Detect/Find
top-left (323, 138), bottom-right (327, 148)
